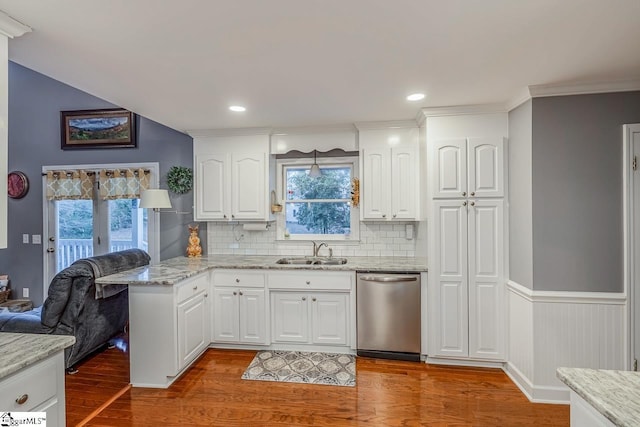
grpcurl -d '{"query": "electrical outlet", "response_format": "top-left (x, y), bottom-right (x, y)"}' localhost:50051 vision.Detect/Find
top-left (32, 234), bottom-right (41, 244)
top-left (22, 234), bottom-right (29, 244)
top-left (22, 287), bottom-right (29, 298)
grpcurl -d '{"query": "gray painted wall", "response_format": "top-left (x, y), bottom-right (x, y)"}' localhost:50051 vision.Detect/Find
top-left (508, 100), bottom-right (533, 289)
top-left (0, 62), bottom-right (198, 305)
top-left (532, 91), bottom-right (640, 292)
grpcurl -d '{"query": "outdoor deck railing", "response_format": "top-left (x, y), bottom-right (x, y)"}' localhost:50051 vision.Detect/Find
top-left (57, 238), bottom-right (142, 271)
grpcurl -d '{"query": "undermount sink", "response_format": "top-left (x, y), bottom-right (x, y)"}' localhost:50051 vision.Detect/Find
top-left (276, 257), bottom-right (348, 265)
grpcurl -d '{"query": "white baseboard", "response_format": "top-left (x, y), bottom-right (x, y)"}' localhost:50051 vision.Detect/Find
top-left (505, 362), bottom-right (569, 404)
top-left (426, 356), bottom-right (505, 369)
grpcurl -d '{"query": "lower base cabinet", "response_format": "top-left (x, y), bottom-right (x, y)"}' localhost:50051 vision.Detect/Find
top-left (271, 292), bottom-right (348, 345)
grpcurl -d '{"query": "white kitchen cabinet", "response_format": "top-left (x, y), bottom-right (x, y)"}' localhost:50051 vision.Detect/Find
top-left (193, 133), bottom-right (273, 222)
top-left (268, 270), bottom-right (353, 348)
top-left (271, 291), bottom-right (348, 346)
top-left (129, 271), bottom-right (211, 388)
top-left (0, 352), bottom-right (66, 427)
top-left (430, 199), bottom-right (504, 360)
top-left (212, 270), bottom-right (267, 344)
top-left (432, 137), bottom-right (504, 199)
top-left (359, 127), bottom-right (420, 221)
top-left (569, 391), bottom-right (615, 427)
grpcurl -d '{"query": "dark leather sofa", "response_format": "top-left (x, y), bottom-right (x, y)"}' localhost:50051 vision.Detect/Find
top-left (0, 249), bottom-right (149, 370)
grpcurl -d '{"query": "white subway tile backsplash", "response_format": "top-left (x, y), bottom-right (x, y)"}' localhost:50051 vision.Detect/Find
top-left (206, 221), bottom-right (420, 257)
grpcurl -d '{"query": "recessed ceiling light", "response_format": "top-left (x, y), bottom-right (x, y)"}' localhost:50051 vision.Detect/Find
top-left (406, 93), bottom-right (425, 101)
top-left (229, 105), bottom-right (246, 112)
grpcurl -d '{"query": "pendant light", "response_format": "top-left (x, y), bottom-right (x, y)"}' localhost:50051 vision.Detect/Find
top-left (308, 150), bottom-right (322, 178)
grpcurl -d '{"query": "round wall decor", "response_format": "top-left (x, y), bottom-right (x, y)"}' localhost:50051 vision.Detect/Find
top-left (166, 166), bottom-right (193, 194)
top-left (7, 171), bottom-right (29, 199)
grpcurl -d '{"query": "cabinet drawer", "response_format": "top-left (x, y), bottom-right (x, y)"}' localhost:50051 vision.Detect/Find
top-left (213, 270), bottom-right (265, 288)
top-left (268, 271), bottom-right (353, 291)
top-left (176, 273), bottom-right (209, 304)
top-left (0, 354), bottom-right (59, 412)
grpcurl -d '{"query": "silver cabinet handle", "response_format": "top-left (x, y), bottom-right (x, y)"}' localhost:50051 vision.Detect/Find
top-left (359, 276), bottom-right (418, 282)
top-left (16, 394), bottom-right (28, 405)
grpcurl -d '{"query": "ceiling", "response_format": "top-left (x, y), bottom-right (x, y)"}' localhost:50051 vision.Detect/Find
top-left (0, 0), bottom-right (639, 134)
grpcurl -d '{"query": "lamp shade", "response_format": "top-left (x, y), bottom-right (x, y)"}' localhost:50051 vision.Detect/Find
top-left (308, 163), bottom-right (322, 178)
top-left (140, 189), bottom-right (172, 209)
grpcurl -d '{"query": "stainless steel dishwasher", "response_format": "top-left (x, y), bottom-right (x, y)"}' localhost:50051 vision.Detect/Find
top-left (356, 272), bottom-right (421, 362)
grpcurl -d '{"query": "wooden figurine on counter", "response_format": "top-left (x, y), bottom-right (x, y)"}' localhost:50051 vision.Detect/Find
top-left (186, 224), bottom-right (202, 258)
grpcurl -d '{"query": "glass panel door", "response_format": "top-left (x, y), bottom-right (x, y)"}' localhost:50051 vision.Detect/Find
top-left (107, 199), bottom-right (148, 253)
top-left (54, 199), bottom-right (95, 272)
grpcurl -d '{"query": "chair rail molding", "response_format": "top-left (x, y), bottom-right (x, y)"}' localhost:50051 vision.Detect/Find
top-left (506, 280), bottom-right (627, 404)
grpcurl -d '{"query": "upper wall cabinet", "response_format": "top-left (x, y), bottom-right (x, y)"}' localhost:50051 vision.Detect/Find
top-left (358, 126), bottom-right (421, 221)
top-left (193, 133), bottom-right (274, 222)
top-left (432, 137), bottom-right (504, 199)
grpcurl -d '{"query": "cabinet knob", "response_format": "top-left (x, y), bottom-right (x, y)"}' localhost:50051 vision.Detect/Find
top-left (15, 394), bottom-right (28, 405)
top-left (204, 293), bottom-right (208, 298)
top-left (193, 285), bottom-right (198, 290)
top-left (239, 291), bottom-right (243, 296)
top-left (306, 280), bottom-right (310, 285)
top-left (462, 201), bottom-right (467, 206)
top-left (470, 192), bottom-right (475, 196)
top-left (233, 291), bottom-right (237, 296)
top-left (382, 214), bottom-right (387, 218)
top-left (232, 214), bottom-right (235, 219)
top-left (393, 214), bottom-right (397, 218)
top-left (302, 297), bottom-right (306, 301)
top-left (312, 297), bottom-right (317, 302)
top-left (223, 214), bottom-right (227, 219)
top-left (235, 278), bottom-right (240, 283)
top-left (470, 201), bottom-right (475, 206)
top-left (462, 192), bottom-right (466, 196)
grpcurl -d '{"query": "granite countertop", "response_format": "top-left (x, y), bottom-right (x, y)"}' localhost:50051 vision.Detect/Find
top-left (96, 254), bottom-right (428, 286)
top-left (557, 367), bottom-right (640, 426)
top-left (0, 333), bottom-right (75, 380)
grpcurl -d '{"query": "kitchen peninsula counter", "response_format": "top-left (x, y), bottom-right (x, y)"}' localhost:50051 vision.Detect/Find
top-left (96, 254), bottom-right (428, 286)
top-left (0, 332), bottom-right (75, 379)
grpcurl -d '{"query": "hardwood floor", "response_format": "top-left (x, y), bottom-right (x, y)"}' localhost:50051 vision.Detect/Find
top-left (67, 347), bottom-right (569, 427)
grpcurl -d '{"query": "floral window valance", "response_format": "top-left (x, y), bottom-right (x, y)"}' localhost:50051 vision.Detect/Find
top-left (99, 168), bottom-right (150, 200)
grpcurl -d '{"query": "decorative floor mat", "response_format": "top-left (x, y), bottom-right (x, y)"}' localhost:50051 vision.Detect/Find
top-left (241, 350), bottom-right (356, 387)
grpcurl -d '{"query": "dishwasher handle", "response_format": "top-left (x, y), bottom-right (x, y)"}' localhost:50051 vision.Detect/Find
top-left (359, 276), bottom-right (418, 283)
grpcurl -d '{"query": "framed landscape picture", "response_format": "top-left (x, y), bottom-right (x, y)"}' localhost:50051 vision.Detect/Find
top-left (61, 108), bottom-right (137, 149)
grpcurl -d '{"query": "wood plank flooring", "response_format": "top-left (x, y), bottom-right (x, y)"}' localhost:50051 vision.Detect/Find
top-left (67, 347), bottom-right (570, 427)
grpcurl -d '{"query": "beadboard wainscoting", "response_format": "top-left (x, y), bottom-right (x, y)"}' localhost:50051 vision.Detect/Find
top-left (506, 281), bottom-right (626, 404)
top-left (206, 221), bottom-right (418, 257)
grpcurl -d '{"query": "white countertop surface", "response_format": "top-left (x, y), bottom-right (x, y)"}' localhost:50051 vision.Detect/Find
top-left (0, 333), bottom-right (75, 379)
top-left (557, 367), bottom-right (640, 426)
top-left (95, 254), bottom-right (427, 286)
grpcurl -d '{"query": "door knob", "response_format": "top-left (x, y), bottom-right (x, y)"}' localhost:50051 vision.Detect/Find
top-left (49, 236), bottom-right (55, 242)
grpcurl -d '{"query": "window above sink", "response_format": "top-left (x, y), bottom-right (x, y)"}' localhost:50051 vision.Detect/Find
top-left (275, 156), bottom-right (360, 242)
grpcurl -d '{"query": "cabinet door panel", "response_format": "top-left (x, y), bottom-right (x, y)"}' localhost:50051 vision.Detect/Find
top-left (468, 137), bottom-right (504, 197)
top-left (177, 292), bottom-right (208, 370)
top-left (391, 146), bottom-right (416, 219)
top-left (213, 289), bottom-right (239, 342)
top-left (231, 153), bottom-right (266, 220)
top-left (431, 201), bottom-right (468, 357)
top-left (468, 199), bottom-right (504, 359)
top-left (311, 294), bottom-right (348, 345)
top-left (361, 148), bottom-right (390, 219)
top-left (239, 289), bottom-right (266, 344)
top-left (195, 154), bottom-right (228, 220)
top-left (433, 139), bottom-right (467, 198)
top-left (271, 292), bottom-right (309, 343)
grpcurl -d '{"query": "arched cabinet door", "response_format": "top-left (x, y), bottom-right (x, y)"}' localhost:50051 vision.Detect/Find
top-left (432, 138), bottom-right (467, 198)
top-left (468, 137), bottom-right (504, 198)
top-left (195, 154), bottom-right (228, 220)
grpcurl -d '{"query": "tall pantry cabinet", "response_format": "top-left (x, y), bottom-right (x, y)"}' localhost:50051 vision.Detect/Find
top-left (427, 130), bottom-right (507, 362)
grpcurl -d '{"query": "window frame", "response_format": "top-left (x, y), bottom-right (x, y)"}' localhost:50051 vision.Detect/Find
top-left (276, 156), bottom-right (359, 242)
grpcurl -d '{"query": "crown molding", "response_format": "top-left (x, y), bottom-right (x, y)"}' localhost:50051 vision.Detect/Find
top-left (271, 123), bottom-right (356, 135)
top-left (0, 10), bottom-right (31, 38)
top-left (418, 103), bottom-right (507, 119)
top-left (187, 127), bottom-right (272, 138)
top-left (528, 79), bottom-right (640, 98)
top-left (353, 120), bottom-right (417, 131)
top-left (505, 87), bottom-right (533, 112)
